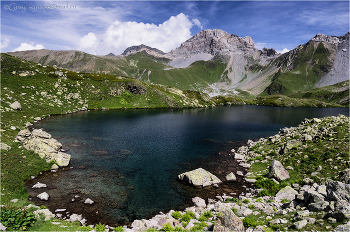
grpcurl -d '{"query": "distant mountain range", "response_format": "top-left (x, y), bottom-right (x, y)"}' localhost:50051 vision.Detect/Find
top-left (7, 29), bottom-right (349, 97)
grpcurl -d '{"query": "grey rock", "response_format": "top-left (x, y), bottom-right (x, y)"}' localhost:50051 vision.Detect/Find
top-left (37, 192), bottom-right (49, 201)
top-left (267, 160), bottom-right (290, 181)
top-left (339, 168), bottom-right (350, 184)
top-left (32, 182), bottom-right (47, 188)
top-left (69, 214), bottom-right (82, 222)
top-left (213, 205), bottom-right (244, 232)
top-left (84, 198), bottom-right (94, 204)
top-left (192, 197), bottom-right (206, 208)
top-left (326, 180), bottom-right (350, 203)
top-left (236, 207), bottom-right (253, 217)
top-left (178, 168), bottom-right (222, 187)
top-left (0, 143), bottom-right (11, 151)
top-left (9, 101), bottom-right (21, 110)
top-left (308, 201), bottom-right (329, 212)
top-left (294, 219), bottom-right (308, 229)
top-left (295, 210), bottom-right (310, 220)
top-left (225, 172), bottom-right (237, 181)
top-left (275, 186), bottom-right (298, 201)
top-left (332, 221), bottom-right (350, 232)
top-left (33, 209), bottom-right (54, 221)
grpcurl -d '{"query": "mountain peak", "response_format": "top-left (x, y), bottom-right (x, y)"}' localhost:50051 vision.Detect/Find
top-left (166, 29), bottom-right (257, 59)
top-left (121, 44), bottom-right (166, 57)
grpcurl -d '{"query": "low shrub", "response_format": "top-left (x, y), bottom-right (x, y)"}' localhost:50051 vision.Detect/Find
top-left (114, 226), bottom-right (125, 231)
top-left (243, 215), bottom-right (258, 228)
top-left (0, 206), bottom-right (37, 231)
top-left (95, 223), bottom-right (106, 232)
top-left (171, 211), bottom-right (181, 219)
top-left (162, 223), bottom-right (173, 231)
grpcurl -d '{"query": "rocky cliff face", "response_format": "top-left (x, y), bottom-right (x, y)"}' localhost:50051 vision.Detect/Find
top-left (166, 29), bottom-right (258, 59)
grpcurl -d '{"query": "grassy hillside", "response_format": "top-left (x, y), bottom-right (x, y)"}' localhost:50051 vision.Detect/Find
top-left (262, 41), bottom-right (336, 95)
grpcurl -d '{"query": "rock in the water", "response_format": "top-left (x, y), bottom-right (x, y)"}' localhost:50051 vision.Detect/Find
top-left (9, 101), bottom-right (21, 110)
top-left (267, 160), bottom-right (290, 181)
top-left (84, 198), bottom-right (94, 204)
top-left (275, 186), bottom-right (298, 201)
top-left (192, 197), bottom-right (206, 208)
top-left (178, 168), bottom-right (222, 187)
top-left (37, 192), bottom-right (49, 201)
top-left (213, 206), bottom-right (244, 232)
top-left (32, 182), bottom-right (47, 189)
top-left (225, 172), bottom-right (237, 181)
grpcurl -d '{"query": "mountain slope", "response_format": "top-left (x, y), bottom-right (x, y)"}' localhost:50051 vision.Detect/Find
top-left (7, 30), bottom-right (349, 98)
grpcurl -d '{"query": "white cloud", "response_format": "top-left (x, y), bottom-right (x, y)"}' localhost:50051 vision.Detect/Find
top-left (1, 38), bottom-right (9, 51)
top-left (76, 13), bottom-right (199, 55)
top-left (255, 42), bottom-right (266, 50)
top-left (12, 43), bottom-right (45, 52)
top-left (278, 48), bottom-right (290, 54)
top-left (192, 19), bottom-right (203, 29)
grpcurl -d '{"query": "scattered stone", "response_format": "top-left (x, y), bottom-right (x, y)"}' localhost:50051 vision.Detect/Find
top-left (178, 168), bottom-right (222, 187)
top-left (32, 182), bottom-right (47, 189)
top-left (37, 192), bottom-right (49, 201)
top-left (267, 160), bottom-right (290, 181)
top-left (9, 101), bottom-right (21, 110)
top-left (84, 198), bottom-right (94, 204)
top-left (10, 199), bottom-right (18, 203)
top-left (0, 143), bottom-right (11, 151)
top-left (226, 172), bottom-right (237, 181)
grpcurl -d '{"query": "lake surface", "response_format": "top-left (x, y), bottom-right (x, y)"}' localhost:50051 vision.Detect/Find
top-left (28, 106), bottom-right (349, 225)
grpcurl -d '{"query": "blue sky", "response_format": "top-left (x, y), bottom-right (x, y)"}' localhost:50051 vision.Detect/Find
top-left (1, 0), bottom-right (349, 55)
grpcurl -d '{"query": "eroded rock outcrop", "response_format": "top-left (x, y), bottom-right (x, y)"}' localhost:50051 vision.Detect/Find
top-left (15, 129), bottom-right (71, 166)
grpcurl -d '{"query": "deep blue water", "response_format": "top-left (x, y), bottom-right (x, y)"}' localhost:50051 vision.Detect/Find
top-left (30, 105), bottom-right (349, 224)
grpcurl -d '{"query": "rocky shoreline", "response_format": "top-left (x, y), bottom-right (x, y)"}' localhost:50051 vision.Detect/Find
top-left (2, 115), bottom-right (349, 231)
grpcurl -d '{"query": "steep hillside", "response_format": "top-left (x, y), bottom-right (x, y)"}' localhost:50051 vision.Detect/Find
top-left (262, 33), bottom-right (349, 96)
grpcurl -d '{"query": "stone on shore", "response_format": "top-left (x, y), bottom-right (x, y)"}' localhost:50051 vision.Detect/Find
top-left (178, 168), bottom-right (222, 187)
top-left (267, 160), bottom-right (290, 181)
top-left (15, 129), bottom-right (71, 166)
top-left (33, 209), bottom-right (54, 221)
top-left (213, 206), bottom-right (244, 232)
top-left (192, 197), bottom-right (206, 208)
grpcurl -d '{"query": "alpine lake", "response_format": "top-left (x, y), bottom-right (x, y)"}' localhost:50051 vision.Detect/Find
top-left (25, 105), bottom-right (349, 226)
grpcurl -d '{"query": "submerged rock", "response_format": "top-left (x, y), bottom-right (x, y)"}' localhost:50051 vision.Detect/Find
top-left (178, 168), bottom-right (222, 187)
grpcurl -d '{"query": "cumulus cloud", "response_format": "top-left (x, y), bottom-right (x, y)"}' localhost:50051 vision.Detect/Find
top-left (1, 38), bottom-right (9, 51)
top-left (278, 48), bottom-right (290, 54)
top-left (76, 13), bottom-right (200, 55)
top-left (12, 43), bottom-right (45, 52)
top-left (192, 19), bottom-right (203, 29)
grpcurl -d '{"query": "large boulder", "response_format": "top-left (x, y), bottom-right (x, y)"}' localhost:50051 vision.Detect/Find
top-left (178, 168), bottom-right (222, 187)
top-left (275, 186), bottom-right (298, 201)
top-left (326, 180), bottom-right (350, 203)
top-left (267, 160), bottom-right (290, 181)
top-left (33, 209), bottom-right (54, 221)
top-left (213, 206), bottom-right (244, 232)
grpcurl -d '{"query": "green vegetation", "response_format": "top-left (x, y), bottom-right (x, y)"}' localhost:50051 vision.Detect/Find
top-left (0, 206), bottom-right (37, 231)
